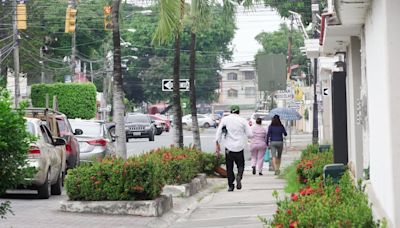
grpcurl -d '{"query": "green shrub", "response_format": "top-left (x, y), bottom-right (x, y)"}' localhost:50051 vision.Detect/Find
top-left (296, 149), bottom-right (333, 184)
top-left (65, 156), bottom-right (165, 201)
top-left (264, 173), bottom-right (380, 227)
top-left (31, 83), bottom-right (97, 119)
top-left (199, 152), bottom-right (226, 175)
top-left (146, 147), bottom-right (202, 185)
top-left (0, 88), bottom-right (35, 218)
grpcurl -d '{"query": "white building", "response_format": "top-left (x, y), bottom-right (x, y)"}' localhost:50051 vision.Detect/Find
top-left (215, 62), bottom-right (259, 113)
top-left (308, 0), bottom-right (400, 226)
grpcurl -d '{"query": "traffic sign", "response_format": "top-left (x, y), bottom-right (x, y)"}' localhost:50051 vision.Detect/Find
top-left (162, 79), bottom-right (190, 91)
top-left (323, 88), bottom-right (329, 96)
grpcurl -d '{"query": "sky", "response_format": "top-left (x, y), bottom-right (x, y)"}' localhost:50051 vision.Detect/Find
top-left (231, 5), bottom-right (285, 63)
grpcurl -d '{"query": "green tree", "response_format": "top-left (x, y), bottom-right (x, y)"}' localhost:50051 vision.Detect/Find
top-left (255, 24), bottom-right (308, 79)
top-left (0, 89), bottom-right (34, 219)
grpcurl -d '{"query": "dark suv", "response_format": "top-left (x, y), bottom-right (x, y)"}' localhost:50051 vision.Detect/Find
top-left (125, 114), bottom-right (155, 142)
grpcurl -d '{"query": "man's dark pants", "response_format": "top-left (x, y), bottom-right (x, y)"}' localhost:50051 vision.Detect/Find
top-left (225, 149), bottom-right (245, 188)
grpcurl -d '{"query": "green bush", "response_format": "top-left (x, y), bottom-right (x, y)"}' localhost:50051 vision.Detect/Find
top-left (296, 148), bottom-right (333, 184)
top-left (65, 146), bottom-right (204, 201)
top-left (65, 156), bottom-right (165, 201)
top-left (199, 152), bottom-right (226, 175)
top-left (0, 88), bottom-right (35, 218)
top-left (263, 173), bottom-right (380, 227)
top-left (30, 83), bottom-right (97, 119)
top-left (146, 147), bottom-right (202, 185)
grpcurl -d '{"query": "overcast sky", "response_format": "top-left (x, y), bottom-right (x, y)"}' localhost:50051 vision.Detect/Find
top-left (231, 5), bottom-right (285, 63)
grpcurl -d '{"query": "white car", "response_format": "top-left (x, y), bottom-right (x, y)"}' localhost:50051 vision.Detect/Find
top-left (248, 112), bottom-right (272, 128)
top-left (24, 118), bottom-right (67, 199)
top-left (182, 114), bottom-right (216, 128)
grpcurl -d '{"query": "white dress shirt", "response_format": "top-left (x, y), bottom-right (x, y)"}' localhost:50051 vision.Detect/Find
top-left (215, 113), bottom-right (253, 152)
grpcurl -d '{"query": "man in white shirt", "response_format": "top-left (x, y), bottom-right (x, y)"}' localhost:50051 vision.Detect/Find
top-left (215, 105), bottom-right (253, 191)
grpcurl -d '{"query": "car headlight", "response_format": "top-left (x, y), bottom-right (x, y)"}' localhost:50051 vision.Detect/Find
top-left (145, 126), bottom-right (151, 130)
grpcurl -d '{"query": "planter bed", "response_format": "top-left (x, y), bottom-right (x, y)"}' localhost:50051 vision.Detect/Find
top-left (162, 173), bottom-right (207, 197)
top-left (60, 195), bottom-right (172, 217)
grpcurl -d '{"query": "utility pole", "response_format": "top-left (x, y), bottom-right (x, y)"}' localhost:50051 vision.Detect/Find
top-left (311, 0), bottom-right (319, 145)
top-left (90, 61), bottom-right (93, 83)
top-left (70, 0), bottom-right (76, 82)
top-left (12, 0), bottom-right (20, 108)
top-left (287, 14), bottom-right (294, 81)
top-left (40, 46), bottom-right (45, 83)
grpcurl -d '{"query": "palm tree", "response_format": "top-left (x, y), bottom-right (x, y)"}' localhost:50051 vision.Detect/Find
top-left (112, 0), bottom-right (127, 158)
top-left (153, 0), bottom-right (185, 148)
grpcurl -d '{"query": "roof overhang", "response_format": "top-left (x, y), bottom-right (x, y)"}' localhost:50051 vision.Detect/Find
top-left (319, 0), bottom-right (370, 56)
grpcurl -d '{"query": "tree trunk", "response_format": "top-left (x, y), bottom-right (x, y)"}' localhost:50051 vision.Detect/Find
top-left (173, 33), bottom-right (184, 148)
top-left (189, 31), bottom-right (201, 150)
top-left (112, 0), bottom-right (127, 159)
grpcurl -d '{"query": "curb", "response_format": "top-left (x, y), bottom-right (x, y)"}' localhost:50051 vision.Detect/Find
top-left (162, 173), bottom-right (207, 197)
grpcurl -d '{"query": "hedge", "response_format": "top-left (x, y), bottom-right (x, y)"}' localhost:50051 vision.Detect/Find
top-left (65, 147), bottom-right (221, 201)
top-left (30, 83), bottom-right (97, 119)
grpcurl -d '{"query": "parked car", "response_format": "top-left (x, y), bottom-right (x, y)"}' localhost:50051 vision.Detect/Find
top-left (248, 112), bottom-right (271, 127)
top-left (205, 114), bottom-right (222, 127)
top-left (182, 114), bottom-right (216, 128)
top-left (149, 114), bottom-right (171, 132)
top-left (125, 114), bottom-right (155, 141)
top-left (55, 115), bottom-right (82, 169)
top-left (69, 119), bottom-right (116, 162)
top-left (24, 118), bottom-right (67, 199)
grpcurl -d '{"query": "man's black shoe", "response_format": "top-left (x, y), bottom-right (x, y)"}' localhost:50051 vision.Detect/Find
top-left (252, 166), bottom-right (256, 175)
top-left (228, 185), bottom-right (235, 192)
top-left (236, 176), bottom-right (242, 190)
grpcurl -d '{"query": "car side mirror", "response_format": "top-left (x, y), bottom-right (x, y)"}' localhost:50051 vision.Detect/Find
top-left (151, 120), bottom-right (155, 124)
top-left (74, 129), bottom-right (83, 135)
top-left (111, 136), bottom-right (116, 142)
top-left (54, 138), bottom-right (66, 146)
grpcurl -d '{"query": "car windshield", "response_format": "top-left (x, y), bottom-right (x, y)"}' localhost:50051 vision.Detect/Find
top-left (126, 115), bottom-right (149, 123)
top-left (69, 120), bottom-right (102, 137)
top-left (254, 114), bottom-right (271, 121)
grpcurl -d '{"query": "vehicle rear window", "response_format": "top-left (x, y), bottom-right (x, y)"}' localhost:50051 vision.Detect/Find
top-left (126, 115), bottom-right (149, 123)
top-left (26, 122), bottom-right (36, 135)
top-left (254, 114), bottom-right (271, 121)
top-left (69, 121), bottom-right (102, 137)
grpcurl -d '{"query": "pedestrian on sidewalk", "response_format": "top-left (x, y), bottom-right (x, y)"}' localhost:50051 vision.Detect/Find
top-left (266, 115), bottom-right (287, 175)
top-left (250, 117), bottom-right (267, 176)
top-left (215, 105), bottom-right (252, 192)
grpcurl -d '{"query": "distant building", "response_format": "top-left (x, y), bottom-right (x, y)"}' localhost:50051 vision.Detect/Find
top-left (214, 62), bottom-right (259, 113)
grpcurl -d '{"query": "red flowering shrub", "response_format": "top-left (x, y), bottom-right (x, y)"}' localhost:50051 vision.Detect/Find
top-left (262, 171), bottom-right (380, 227)
top-left (296, 148), bottom-right (333, 184)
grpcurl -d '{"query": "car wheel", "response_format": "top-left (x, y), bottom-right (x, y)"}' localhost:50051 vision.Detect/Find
top-left (149, 133), bottom-right (155, 141)
top-left (126, 137), bottom-right (129, 143)
top-left (203, 122), bottom-right (210, 128)
top-left (51, 171), bottom-right (62, 195)
top-left (38, 170), bottom-right (51, 199)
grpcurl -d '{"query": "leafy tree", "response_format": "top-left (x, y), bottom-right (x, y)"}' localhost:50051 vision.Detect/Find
top-left (255, 23), bottom-right (308, 79)
top-left (0, 89), bottom-right (34, 219)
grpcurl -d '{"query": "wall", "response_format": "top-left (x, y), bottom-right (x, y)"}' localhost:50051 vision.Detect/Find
top-left (364, 0), bottom-right (399, 225)
top-left (220, 68), bottom-right (257, 106)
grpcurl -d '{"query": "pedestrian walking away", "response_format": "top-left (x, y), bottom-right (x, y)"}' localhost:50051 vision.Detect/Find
top-left (266, 115), bottom-right (287, 175)
top-left (250, 117), bottom-right (267, 175)
top-left (215, 105), bottom-right (253, 192)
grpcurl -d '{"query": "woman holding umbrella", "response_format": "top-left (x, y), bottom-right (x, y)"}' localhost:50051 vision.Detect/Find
top-left (266, 115), bottom-right (287, 175)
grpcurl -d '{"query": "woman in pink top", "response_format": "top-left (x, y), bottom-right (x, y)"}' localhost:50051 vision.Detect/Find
top-left (250, 118), bottom-right (267, 175)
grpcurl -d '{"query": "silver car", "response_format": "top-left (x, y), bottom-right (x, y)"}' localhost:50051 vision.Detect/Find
top-left (69, 119), bottom-right (116, 162)
top-left (25, 118), bottom-right (67, 199)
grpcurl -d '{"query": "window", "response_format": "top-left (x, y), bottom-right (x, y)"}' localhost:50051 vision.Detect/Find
top-left (244, 71), bottom-right (255, 80)
top-left (227, 89), bottom-right (238, 98)
top-left (245, 87), bottom-right (256, 98)
top-left (227, 72), bottom-right (237, 80)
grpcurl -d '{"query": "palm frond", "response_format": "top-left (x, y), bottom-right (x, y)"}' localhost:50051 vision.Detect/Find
top-left (152, 0), bottom-right (180, 45)
top-left (190, 0), bottom-right (211, 33)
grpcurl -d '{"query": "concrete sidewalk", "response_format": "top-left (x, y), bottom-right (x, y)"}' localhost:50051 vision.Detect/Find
top-left (170, 134), bottom-right (310, 228)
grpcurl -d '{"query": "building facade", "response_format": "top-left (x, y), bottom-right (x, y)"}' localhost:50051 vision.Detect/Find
top-left (308, 0), bottom-right (400, 226)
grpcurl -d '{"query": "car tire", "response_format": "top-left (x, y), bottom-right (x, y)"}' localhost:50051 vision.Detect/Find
top-left (51, 171), bottom-right (62, 195)
top-left (38, 170), bottom-right (51, 199)
top-left (149, 133), bottom-right (155, 141)
top-left (203, 122), bottom-right (210, 128)
top-left (126, 137), bottom-right (129, 143)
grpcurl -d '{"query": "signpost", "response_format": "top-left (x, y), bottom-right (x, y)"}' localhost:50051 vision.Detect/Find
top-left (162, 79), bottom-right (190, 91)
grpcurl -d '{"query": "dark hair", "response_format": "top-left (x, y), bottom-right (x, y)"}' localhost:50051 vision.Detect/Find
top-left (271, 115), bottom-right (283, 126)
top-left (256, 117), bottom-right (262, 125)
